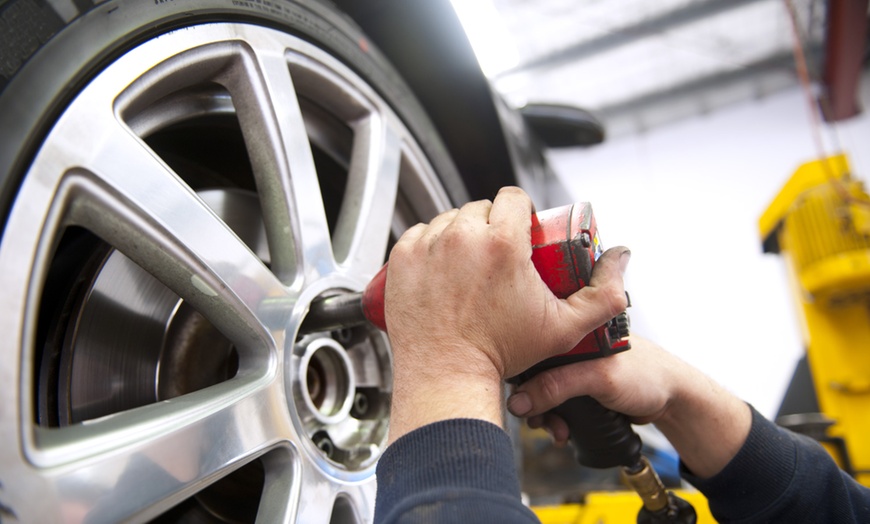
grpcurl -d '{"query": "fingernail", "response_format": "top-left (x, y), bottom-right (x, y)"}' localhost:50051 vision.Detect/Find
top-left (507, 392), bottom-right (532, 416)
top-left (619, 249), bottom-right (631, 276)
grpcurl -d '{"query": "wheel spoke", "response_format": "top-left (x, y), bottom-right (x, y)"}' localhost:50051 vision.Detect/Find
top-left (227, 38), bottom-right (336, 285)
top-left (332, 113), bottom-right (402, 276)
top-left (332, 482), bottom-right (377, 524)
top-left (59, 114), bottom-right (290, 342)
top-left (282, 457), bottom-right (375, 523)
top-left (31, 377), bottom-right (285, 522)
top-left (256, 449), bottom-right (301, 524)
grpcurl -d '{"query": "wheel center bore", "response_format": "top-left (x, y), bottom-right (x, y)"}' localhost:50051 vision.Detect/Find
top-left (300, 338), bottom-right (355, 423)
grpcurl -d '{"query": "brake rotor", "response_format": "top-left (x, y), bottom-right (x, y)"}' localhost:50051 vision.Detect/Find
top-left (48, 190), bottom-right (264, 424)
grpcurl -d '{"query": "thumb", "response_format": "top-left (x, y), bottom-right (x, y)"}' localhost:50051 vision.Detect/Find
top-left (557, 246), bottom-right (630, 339)
top-left (507, 358), bottom-right (612, 417)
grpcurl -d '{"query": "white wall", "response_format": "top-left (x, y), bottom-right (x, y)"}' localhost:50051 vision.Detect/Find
top-left (546, 74), bottom-right (870, 418)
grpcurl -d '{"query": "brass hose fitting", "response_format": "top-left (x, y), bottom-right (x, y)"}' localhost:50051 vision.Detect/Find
top-left (621, 456), bottom-right (670, 512)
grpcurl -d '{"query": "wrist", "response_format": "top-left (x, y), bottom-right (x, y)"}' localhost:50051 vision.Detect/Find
top-left (652, 360), bottom-right (704, 428)
top-left (654, 369), bottom-right (752, 478)
top-left (388, 357), bottom-right (504, 445)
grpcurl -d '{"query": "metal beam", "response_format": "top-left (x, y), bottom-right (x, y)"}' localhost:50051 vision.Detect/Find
top-left (598, 50), bottom-right (800, 116)
top-left (596, 46), bottom-right (830, 135)
top-left (496, 0), bottom-right (766, 79)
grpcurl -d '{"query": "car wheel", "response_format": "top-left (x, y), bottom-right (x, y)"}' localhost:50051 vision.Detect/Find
top-left (0, 3), bottom-right (463, 522)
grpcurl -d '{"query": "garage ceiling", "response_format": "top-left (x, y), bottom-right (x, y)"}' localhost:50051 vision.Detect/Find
top-left (454, 0), bottom-right (833, 136)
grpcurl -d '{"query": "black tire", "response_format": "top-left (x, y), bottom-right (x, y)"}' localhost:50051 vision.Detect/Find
top-left (0, 1), bottom-right (468, 522)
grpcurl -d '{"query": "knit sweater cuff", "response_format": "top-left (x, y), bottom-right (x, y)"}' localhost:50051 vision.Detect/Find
top-left (681, 404), bottom-right (798, 521)
top-left (376, 419), bottom-right (522, 503)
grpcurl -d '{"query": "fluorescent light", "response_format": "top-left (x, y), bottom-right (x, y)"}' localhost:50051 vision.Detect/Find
top-left (449, 0), bottom-right (520, 77)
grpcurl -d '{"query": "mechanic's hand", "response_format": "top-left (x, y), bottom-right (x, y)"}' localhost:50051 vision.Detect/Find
top-left (384, 186), bottom-right (629, 442)
top-left (508, 334), bottom-right (753, 479)
top-left (386, 186), bottom-right (629, 382)
top-left (507, 335), bottom-right (689, 443)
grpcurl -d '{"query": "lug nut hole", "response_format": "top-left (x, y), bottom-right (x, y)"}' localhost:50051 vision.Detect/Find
top-left (352, 392), bottom-right (369, 417)
top-left (314, 433), bottom-right (335, 459)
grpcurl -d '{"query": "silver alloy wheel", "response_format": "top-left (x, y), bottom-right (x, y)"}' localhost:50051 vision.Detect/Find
top-left (0, 23), bottom-right (451, 523)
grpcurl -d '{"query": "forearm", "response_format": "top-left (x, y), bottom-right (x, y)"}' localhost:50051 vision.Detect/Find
top-left (654, 363), bottom-right (752, 478)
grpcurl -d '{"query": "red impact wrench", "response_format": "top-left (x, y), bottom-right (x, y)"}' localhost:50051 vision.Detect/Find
top-left (301, 203), bottom-right (696, 522)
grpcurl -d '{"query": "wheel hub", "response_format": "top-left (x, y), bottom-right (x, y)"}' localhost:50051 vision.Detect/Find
top-left (292, 324), bottom-right (391, 471)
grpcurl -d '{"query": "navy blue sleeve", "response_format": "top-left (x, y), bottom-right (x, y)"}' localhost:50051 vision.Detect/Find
top-left (374, 418), bottom-right (539, 523)
top-left (682, 406), bottom-right (870, 523)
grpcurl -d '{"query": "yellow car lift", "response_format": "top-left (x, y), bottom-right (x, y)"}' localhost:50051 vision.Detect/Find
top-left (759, 154), bottom-right (870, 487)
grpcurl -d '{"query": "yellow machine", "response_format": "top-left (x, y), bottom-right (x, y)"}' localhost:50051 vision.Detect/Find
top-left (759, 154), bottom-right (870, 487)
top-left (532, 491), bottom-right (714, 524)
